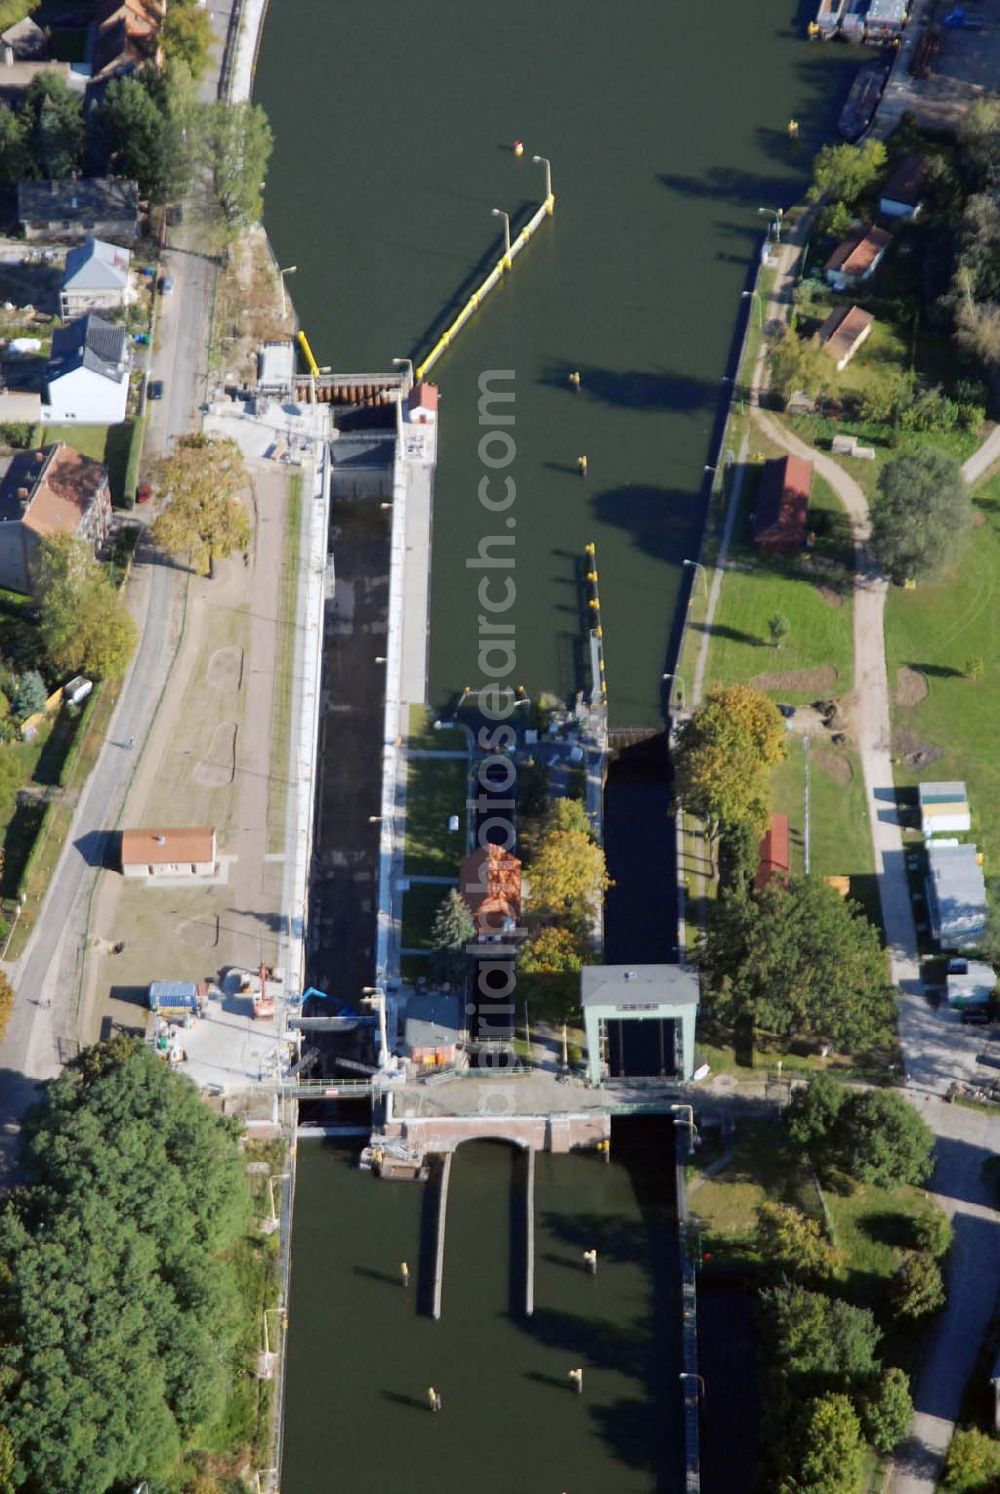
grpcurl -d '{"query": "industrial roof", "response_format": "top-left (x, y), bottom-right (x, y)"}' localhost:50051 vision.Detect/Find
top-left (121, 828), bottom-right (216, 866)
top-left (867, 0), bottom-right (907, 24)
top-left (404, 991), bottom-right (462, 1048)
top-left (257, 340), bottom-right (295, 391)
top-left (581, 965), bottom-right (699, 1010)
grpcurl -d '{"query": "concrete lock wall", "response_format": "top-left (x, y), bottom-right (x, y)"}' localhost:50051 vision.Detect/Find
top-left (384, 1112), bottom-right (611, 1158)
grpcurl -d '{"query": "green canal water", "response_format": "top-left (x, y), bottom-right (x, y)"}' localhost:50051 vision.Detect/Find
top-left (256, 0), bottom-right (853, 725)
top-left (282, 1131), bottom-right (679, 1493)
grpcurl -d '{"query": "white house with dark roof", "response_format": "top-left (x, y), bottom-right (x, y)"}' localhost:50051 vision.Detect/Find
top-left (44, 312), bottom-right (131, 424)
top-left (60, 236), bottom-right (132, 320)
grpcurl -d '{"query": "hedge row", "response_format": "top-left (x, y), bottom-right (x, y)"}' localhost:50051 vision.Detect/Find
top-left (123, 416), bottom-right (146, 507)
top-left (57, 686), bottom-right (101, 789)
top-left (15, 800), bottom-right (54, 900)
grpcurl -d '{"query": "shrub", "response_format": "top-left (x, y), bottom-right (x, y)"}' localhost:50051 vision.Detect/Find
top-left (943, 1428), bottom-right (1000, 1492)
top-left (912, 1205), bottom-right (953, 1259)
top-left (862, 1367), bottom-right (914, 1454)
top-left (892, 1250), bottom-right (946, 1320)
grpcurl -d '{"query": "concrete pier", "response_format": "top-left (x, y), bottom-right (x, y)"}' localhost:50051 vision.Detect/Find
top-left (431, 1151), bottom-right (452, 1321)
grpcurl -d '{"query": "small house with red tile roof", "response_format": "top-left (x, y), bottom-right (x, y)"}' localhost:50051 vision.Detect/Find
top-left (121, 827), bottom-right (217, 879)
top-left (819, 305), bottom-right (874, 372)
top-left (824, 225), bottom-right (891, 291)
top-left (460, 843), bottom-right (522, 940)
top-left (753, 455), bottom-right (812, 556)
top-left (755, 814), bottom-right (790, 891)
top-left (407, 382), bottom-right (438, 424)
top-left (0, 443), bottom-right (111, 594)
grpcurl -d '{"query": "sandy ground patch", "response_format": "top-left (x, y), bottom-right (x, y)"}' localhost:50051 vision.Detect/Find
top-left (816, 585), bottom-right (844, 609)
top-left (892, 724), bottom-right (943, 770)
top-left (749, 664), bottom-right (838, 693)
top-left (894, 666), bottom-right (929, 709)
top-left (814, 748), bottom-right (854, 786)
top-left (192, 720), bottom-right (237, 788)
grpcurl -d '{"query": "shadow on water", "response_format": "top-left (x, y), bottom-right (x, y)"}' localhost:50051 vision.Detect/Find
top-left (408, 197), bottom-right (539, 367)
top-left (538, 359), bottom-right (721, 415)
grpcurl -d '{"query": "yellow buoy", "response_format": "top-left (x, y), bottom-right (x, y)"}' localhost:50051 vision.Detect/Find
top-left (513, 139), bottom-right (524, 157)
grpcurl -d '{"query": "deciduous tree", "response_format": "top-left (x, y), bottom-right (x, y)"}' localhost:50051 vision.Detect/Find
top-left (809, 139), bottom-right (887, 207)
top-left (0, 104), bottom-right (27, 186)
top-left (862, 1367), bottom-right (914, 1454)
top-left (841, 1090), bottom-right (935, 1189)
top-left (674, 685), bottom-right (787, 865)
top-left (761, 1281), bottom-right (882, 1393)
top-left (527, 821), bottom-right (609, 917)
top-left (791, 1394), bottom-right (866, 1493)
top-left (21, 73), bottom-right (84, 179)
top-left (786, 1072), bottom-right (847, 1152)
top-left (768, 327), bottom-right (833, 406)
top-left (755, 1202), bottom-right (840, 1284)
top-left (870, 448), bottom-right (970, 583)
top-left (892, 1250), bottom-right (946, 1320)
top-left (699, 877), bottom-right (890, 1049)
top-left (943, 1427), bottom-right (1000, 1492)
top-left (152, 435), bottom-right (251, 577)
top-left (92, 74), bottom-right (171, 201)
top-left (162, 0), bottom-right (214, 79)
top-left (38, 536), bottom-right (137, 680)
top-left (194, 100), bottom-right (273, 235)
top-left (0, 970), bottom-right (13, 1042)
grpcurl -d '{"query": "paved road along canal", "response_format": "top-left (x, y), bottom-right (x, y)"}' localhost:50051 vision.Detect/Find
top-left (256, 0), bottom-right (853, 727)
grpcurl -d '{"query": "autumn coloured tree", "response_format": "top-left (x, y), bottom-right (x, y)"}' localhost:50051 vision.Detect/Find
top-left (526, 814), bottom-right (609, 918)
top-left (673, 684), bottom-right (787, 868)
top-left (754, 1201), bottom-right (840, 1286)
top-left (152, 435), bottom-right (251, 577)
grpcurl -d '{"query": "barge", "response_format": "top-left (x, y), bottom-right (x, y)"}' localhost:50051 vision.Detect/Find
top-left (837, 58), bottom-right (891, 139)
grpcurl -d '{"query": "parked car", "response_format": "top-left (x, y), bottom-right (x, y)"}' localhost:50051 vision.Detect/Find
top-left (136, 483), bottom-right (152, 504)
top-left (159, 276), bottom-right (175, 295)
top-left (777, 703), bottom-right (796, 719)
top-left (148, 379), bottom-right (164, 401)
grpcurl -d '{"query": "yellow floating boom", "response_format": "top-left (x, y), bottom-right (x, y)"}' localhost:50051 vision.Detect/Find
top-left (297, 329), bottom-right (320, 378)
top-left (414, 195), bottom-right (555, 383)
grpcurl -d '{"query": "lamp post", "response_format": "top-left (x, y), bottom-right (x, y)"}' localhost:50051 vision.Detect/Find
top-left (262, 1173), bottom-right (289, 1235)
top-left (278, 264), bottom-right (297, 318)
top-left (679, 1371), bottom-right (706, 1405)
top-left (741, 288), bottom-right (763, 327)
top-left (392, 356), bottom-right (414, 391)
top-left (491, 208), bottom-right (511, 267)
top-left (757, 206), bottom-right (783, 243)
top-left (683, 558), bottom-right (708, 598)
top-left (532, 154), bottom-right (554, 211)
top-left (670, 1102), bottom-right (698, 1154)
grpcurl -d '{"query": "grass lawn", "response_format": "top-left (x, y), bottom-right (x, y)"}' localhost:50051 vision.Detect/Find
top-left (884, 473), bottom-right (1000, 866)
top-left (689, 1118), bottom-right (820, 1261)
top-left (825, 1181), bottom-right (935, 1309)
top-left (33, 422), bottom-right (137, 506)
top-left (771, 739), bottom-right (877, 920)
top-left (403, 754), bottom-right (467, 876)
top-left (786, 413), bottom-right (980, 506)
top-left (400, 880), bottom-right (454, 950)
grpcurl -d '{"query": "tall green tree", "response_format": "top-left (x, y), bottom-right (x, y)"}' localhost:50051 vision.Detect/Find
top-left (194, 100), bottom-right (273, 235)
top-left (787, 1394), bottom-right (866, 1494)
top-left (151, 435), bottom-right (251, 577)
top-left (809, 138), bottom-right (887, 207)
top-left (0, 104), bottom-right (28, 187)
top-left (22, 73), bottom-right (84, 179)
top-left (699, 877), bottom-right (891, 1049)
top-left (786, 1071), bottom-right (847, 1152)
top-left (92, 75), bottom-right (171, 201)
top-left (37, 536), bottom-right (137, 680)
top-left (162, 0), bottom-right (214, 79)
top-left (0, 1037), bottom-right (251, 1493)
top-left (892, 1251), bottom-right (946, 1320)
top-left (761, 1281), bottom-right (882, 1395)
top-left (870, 447), bottom-right (971, 584)
top-left (840, 1090), bottom-right (936, 1189)
top-left (755, 1202), bottom-right (840, 1285)
top-left (862, 1367), bottom-right (914, 1455)
top-left (768, 327), bottom-right (833, 406)
top-left (674, 684), bottom-right (787, 867)
top-left (432, 888), bottom-right (476, 951)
